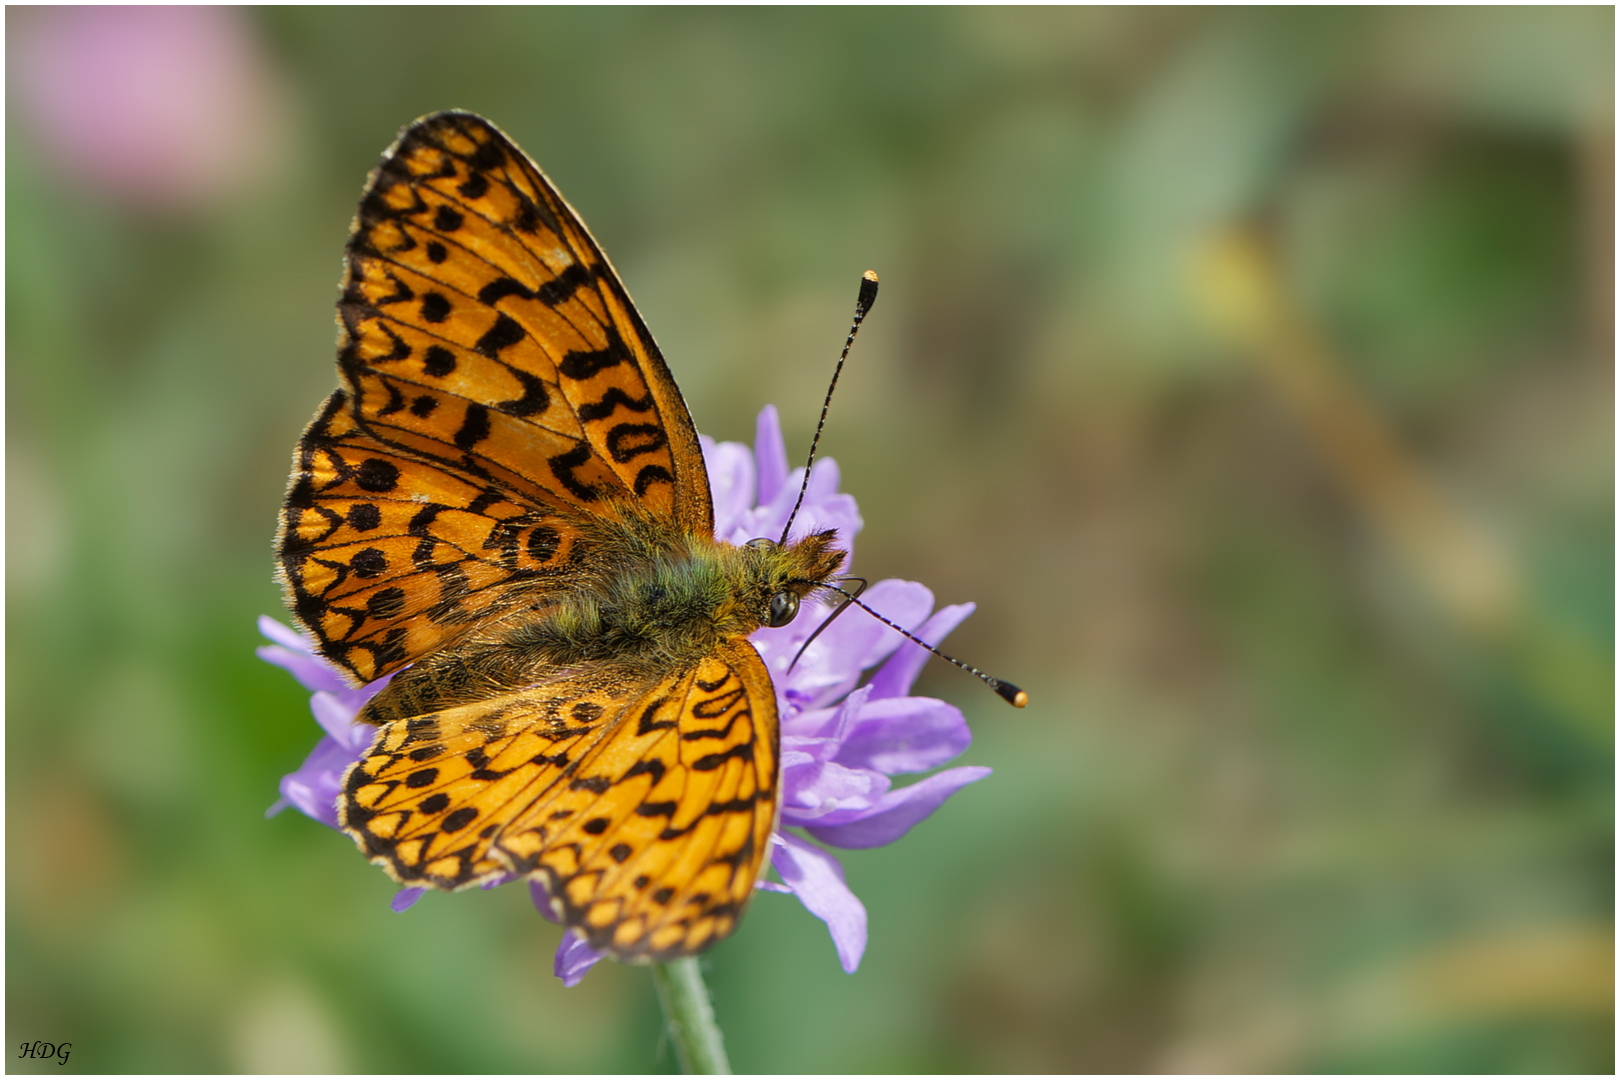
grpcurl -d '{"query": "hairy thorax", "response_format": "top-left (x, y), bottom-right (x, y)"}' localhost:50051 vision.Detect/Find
top-left (359, 504), bottom-right (844, 724)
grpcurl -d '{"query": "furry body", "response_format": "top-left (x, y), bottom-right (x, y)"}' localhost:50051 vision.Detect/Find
top-left (360, 500), bottom-right (844, 724)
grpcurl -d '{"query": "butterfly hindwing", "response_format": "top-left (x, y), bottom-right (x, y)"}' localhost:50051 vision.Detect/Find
top-left (341, 671), bottom-right (645, 890)
top-left (339, 639), bottom-right (780, 963)
top-left (502, 639), bottom-right (780, 961)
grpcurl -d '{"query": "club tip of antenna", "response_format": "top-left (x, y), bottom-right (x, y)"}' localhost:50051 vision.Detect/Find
top-left (990, 679), bottom-right (1028, 708)
top-left (857, 270), bottom-right (879, 313)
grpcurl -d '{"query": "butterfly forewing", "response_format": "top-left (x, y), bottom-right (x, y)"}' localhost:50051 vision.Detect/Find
top-left (280, 111), bottom-right (714, 683)
top-left (278, 391), bottom-right (596, 684)
top-left (340, 639), bottom-right (779, 962)
top-left (342, 111), bottom-right (711, 529)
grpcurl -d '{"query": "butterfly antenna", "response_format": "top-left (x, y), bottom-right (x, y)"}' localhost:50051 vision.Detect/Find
top-left (788, 577), bottom-right (869, 672)
top-left (779, 271), bottom-right (881, 547)
top-left (818, 583), bottom-right (1029, 708)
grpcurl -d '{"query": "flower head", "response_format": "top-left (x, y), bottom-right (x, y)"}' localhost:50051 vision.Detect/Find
top-left (262, 406), bottom-right (989, 983)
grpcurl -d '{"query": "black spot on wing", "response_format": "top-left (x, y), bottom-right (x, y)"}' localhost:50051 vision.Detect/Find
top-left (442, 807), bottom-right (478, 832)
top-left (351, 548), bottom-right (388, 577)
top-left (558, 344), bottom-right (624, 381)
top-left (537, 262), bottom-right (592, 307)
top-left (634, 465), bottom-right (675, 498)
top-left (470, 138), bottom-right (505, 173)
top-left (433, 205), bottom-right (464, 232)
top-left (547, 442), bottom-right (599, 501)
top-left (422, 345), bottom-right (456, 377)
top-left (605, 423), bottom-right (666, 464)
top-left (527, 526), bottom-right (560, 563)
top-left (454, 404), bottom-right (491, 449)
top-left (420, 291), bottom-right (451, 323)
top-left (494, 367), bottom-right (550, 417)
top-left (367, 587), bottom-right (406, 619)
top-left (477, 277), bottom-right (534, 306)
top-left (347, 503), bottom-right (381, 531)
top-left (475, 313), bottom-right (526, 357)
top-left (577, 387), bottom-right (653, 422)
top-left (355, 458), bottom-right (400, 492)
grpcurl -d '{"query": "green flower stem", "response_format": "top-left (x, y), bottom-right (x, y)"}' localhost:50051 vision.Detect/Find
top-left (650, 958), bottom-right (731, 1074)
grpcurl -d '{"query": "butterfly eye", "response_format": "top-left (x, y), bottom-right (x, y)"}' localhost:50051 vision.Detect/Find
top-left (766, 591), bottom-right (799, 628)
top-left (745, 537), bottom-right (776, 551)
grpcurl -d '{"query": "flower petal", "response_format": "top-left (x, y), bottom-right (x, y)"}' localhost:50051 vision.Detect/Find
top-left (754, 405), bottom-right (789, 508)
top-left (779, 746), bottom-right (824, 770)
top-left (763, 460), bottom-right (862, 550)
top-left (273, 735), bottom-right (352, 830)
top-left (701, 435), bottom-right (756, 540)
top-left (866, 602), bottom-right (975, 700)
top-left (780, 759), bottom-right (889, 821)
top-left (771, 832), bottom-right (867, 973)
top-left (800, 579), bottom-right (934, 676)
top-left (528, 878), bottom-right (561, 925)
top-left (391, 887), bottom-right (425, 913)
top-left (806, 766), bottom-right (992, 849)
top-left (256, 643), bottom-right (351, 696)
top-left (309, 690), bottom-right (365, 744)
top-left (257, 614), bottom-right (310, 652)
top-left (834, 695), bottom-right (972, 775)
top-left (555, 932), bottom-right (606, 987)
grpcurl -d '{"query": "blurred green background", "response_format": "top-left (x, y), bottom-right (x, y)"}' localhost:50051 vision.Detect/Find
top-left (6, 6), bottom-right (1613, 1073)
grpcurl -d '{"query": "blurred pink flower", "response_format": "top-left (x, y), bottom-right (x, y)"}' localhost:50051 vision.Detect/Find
top-left (11, 6), bottom-right (287, 209)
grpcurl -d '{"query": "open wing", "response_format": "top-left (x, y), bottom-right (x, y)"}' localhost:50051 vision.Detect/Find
top-left (339, 110), bottom-right (710, 529)
top-left (278, 111), bottom-right (713, 683)
top-left (340, 638), bottom-right (779, 962)
top-left (278, 392), bottom-right (598, 683)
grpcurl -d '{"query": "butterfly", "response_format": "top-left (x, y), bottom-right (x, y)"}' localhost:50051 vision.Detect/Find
top-left (275, 111), bottom-right (850, 961)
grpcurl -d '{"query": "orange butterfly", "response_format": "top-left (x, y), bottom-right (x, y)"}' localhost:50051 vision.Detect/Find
top-left (276, 112), bottom-right (849, 961)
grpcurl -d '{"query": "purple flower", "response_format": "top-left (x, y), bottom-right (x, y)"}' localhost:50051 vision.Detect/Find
top-left (257, 615), bottom-right (392, 831)
top-left (262, 406), bottom-right (989, 984)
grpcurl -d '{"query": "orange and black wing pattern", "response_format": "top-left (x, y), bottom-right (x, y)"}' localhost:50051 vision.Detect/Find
top-left (277, 393), bottom-right (595, 684)
top-left (278, 111), bottom-right (713, 683)
top-left (341, 639), bottom-right (780, 962)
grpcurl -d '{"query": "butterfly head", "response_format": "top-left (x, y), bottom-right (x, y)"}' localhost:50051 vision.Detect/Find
top-left (741, 531), bottom-right (845, 630)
